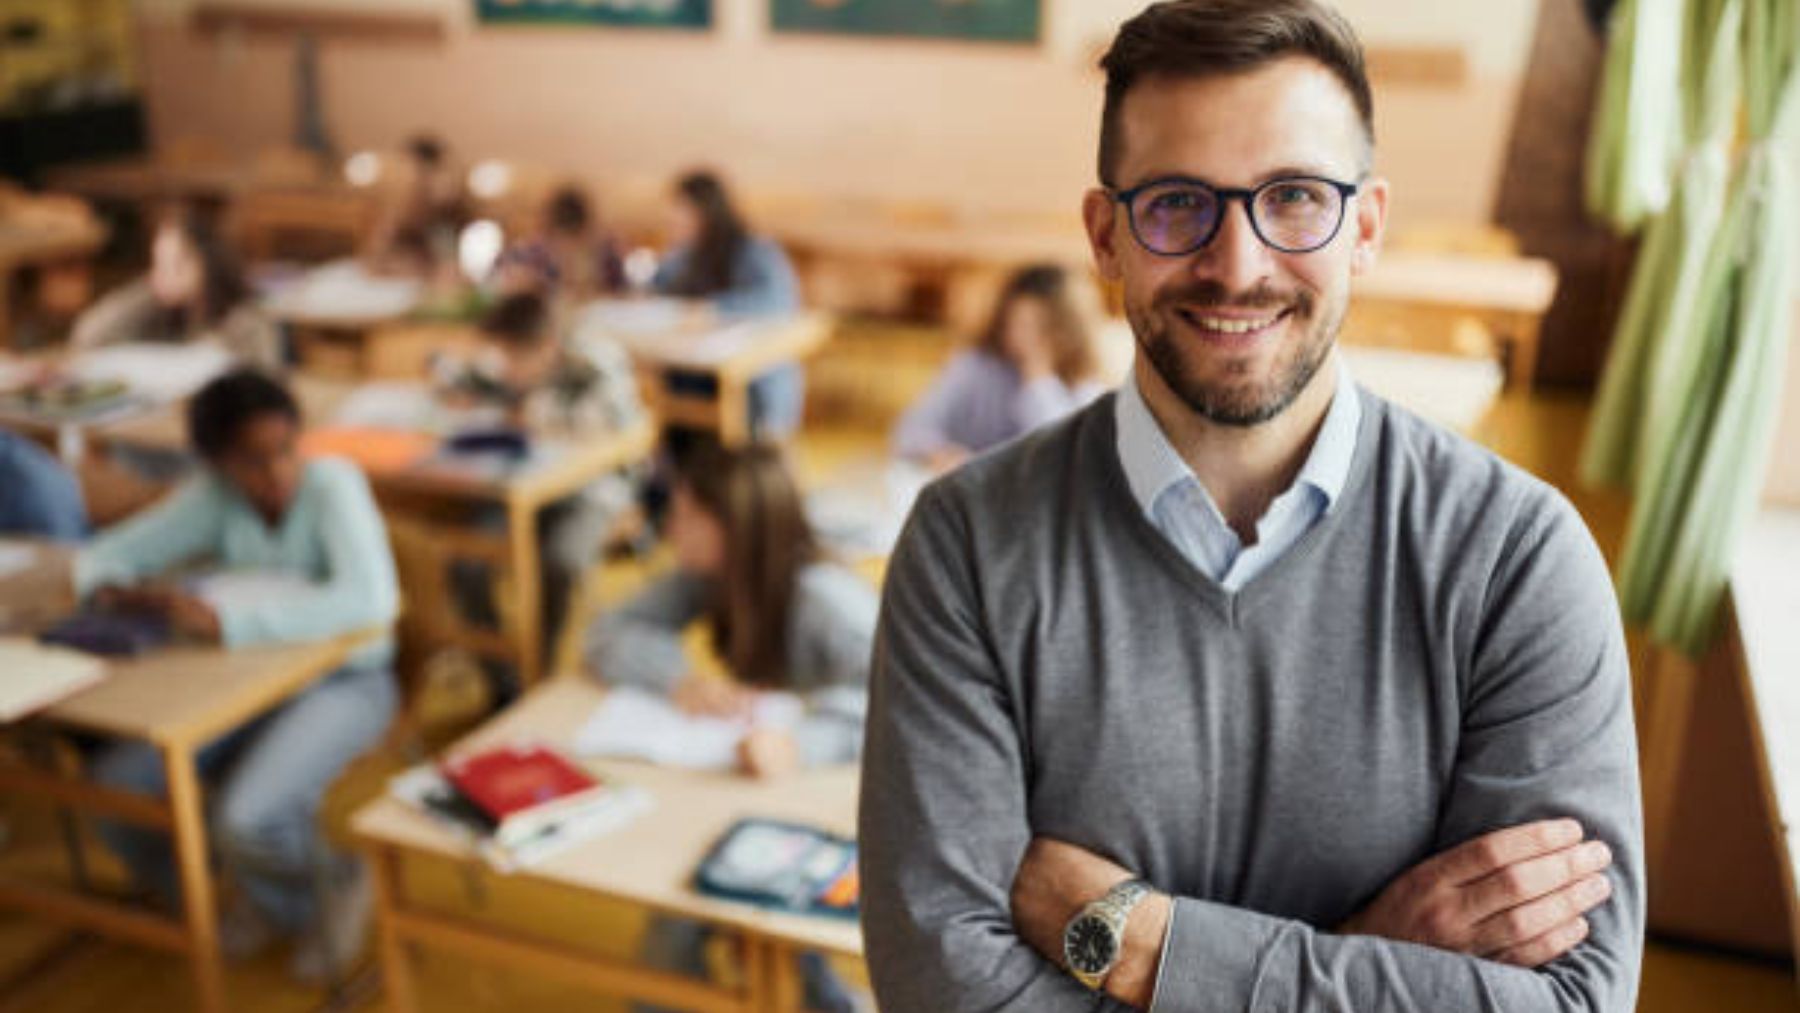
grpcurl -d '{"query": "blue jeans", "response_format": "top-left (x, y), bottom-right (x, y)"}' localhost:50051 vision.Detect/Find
top-left (89, 663), bottom-right (397, 932)
top-left (635, 916), bottom-right (856, 1013)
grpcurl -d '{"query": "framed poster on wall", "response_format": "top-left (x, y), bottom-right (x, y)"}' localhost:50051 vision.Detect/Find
top-left (475, 0), bottom-right (711, 29)
top-left (771, 0), bottom-right (1040, 44)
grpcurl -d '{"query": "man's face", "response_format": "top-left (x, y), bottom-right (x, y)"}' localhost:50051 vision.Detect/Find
top-left (1083, 58), bottom-right (1388, 427)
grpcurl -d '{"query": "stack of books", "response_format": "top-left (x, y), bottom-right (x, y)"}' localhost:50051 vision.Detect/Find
top-left (390, 743), bottom-right (650, 872)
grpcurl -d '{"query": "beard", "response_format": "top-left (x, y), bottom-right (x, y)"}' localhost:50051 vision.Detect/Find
top-left (1127, 277), bottom-right (1346, 427)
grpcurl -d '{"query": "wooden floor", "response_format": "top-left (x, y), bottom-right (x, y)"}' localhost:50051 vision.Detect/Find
top-left (0, 348), bottom-right (1794, 1011)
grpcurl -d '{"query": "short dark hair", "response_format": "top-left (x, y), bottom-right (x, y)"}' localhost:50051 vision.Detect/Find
top-left (1097, 0), bottom-right (1374, 185)
top-left (546, 186), bottom-right (591, 234)
top-left (188, 368), bottom-right (300, 459)
top-left (478, 291), bottom-right (552, 347)
top-left (407, 133), bottom-right (446, 168)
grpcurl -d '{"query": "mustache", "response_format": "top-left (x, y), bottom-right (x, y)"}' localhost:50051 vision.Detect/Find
top-left (1155, 280), bottom-right (1313, 314)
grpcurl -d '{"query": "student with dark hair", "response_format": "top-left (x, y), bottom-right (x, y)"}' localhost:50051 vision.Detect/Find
top-left (436, 291), bottom-right (644, 656)
top-left (493, 184), bottom-right (626, 299)
top-left (583, 440), bottom-right (873, 1012)
top-left (653, 170), bottom-right (807, 436)
top-left (71, 208), bottom-right (282, 371)
top-left (77, 368), bottom-right (400, 984)
top-left (893, 263), bottom-right (1106, 472)
top-left (363, 132), bottom-right (471, 276)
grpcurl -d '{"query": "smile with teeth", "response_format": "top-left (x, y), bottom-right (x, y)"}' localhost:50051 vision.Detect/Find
top-left (1179, 308), bottom-right (1289, 334)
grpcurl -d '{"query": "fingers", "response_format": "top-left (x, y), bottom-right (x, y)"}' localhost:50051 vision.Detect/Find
top-left (1488, 914), bottom-right (1593, 969)
top-left (1430, 819), bottom-right (1586, 885)
top-left (1470, 872), bottom-right (1613, 958)
top-left (1461, 839), bottom-right (1612, 923)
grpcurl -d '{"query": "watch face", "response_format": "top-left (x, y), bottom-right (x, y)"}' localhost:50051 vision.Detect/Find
top-left (1064, 914), bottom-right (1117, 975)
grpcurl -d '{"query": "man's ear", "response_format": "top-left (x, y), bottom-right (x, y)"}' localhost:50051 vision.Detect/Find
top-left (1350, 175), bottom-right (1389, 277)
top-left (1083, 189), bottom-right (1125, 284)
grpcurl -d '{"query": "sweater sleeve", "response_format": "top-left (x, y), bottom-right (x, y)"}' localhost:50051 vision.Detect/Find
top-left (74, 478), bottom-right (223, 596)
top-left (212, 460), bottom-right (399, 647)
top-left (69, 279), bottom-right (156, 352)
top-left (787, 565), bottom-right (879, 767)
top-left (1146, 491), bottom-right (1644, 1012)
top-left (891, 353), bottom-right (980, 462)
top-left (860, 483), bottom-right (1112, 1012)
top-left (714, 238), bottom-right (801, 317)
top-left (581, 571), bottom-right (710, 693)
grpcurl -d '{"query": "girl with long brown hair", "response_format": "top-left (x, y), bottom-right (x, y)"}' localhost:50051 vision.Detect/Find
top-left (582, 438), bottom-right (874, 778)
top-left (893, 262), bottom-right (1105, 472)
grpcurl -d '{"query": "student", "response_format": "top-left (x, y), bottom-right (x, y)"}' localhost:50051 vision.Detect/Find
top-left (583, 440), bottom-right (873, 1012)
top-left (0, 430), bottom-right (86, 540)
top-left (652, 170), bottom-right (806, 436)
top-left (362, 133), bottom-right (471, 278)
top-left (70, 209), bottom-right (283, 372)
top-left (79, 369), bottom-right (399, 985)
top-left (436, 290), bottom-right (644, 657)
top-left (492, 185), bottom-right (627, 300)
top-left (892, 263), bottom-right (1106, 472)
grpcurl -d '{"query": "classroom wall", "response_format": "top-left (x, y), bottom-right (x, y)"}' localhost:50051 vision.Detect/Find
top-left (130, 0), bottom-right (1541, 231)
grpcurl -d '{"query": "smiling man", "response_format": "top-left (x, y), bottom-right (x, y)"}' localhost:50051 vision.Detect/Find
top-left (858, 1), bottom-right (1644, 1010)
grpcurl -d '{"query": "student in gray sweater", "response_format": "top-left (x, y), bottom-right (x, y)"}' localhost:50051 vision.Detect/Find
top-left (860, 2), bottom-right (1643, 1011)
top-left (582, 439), bottom-right (875, 773)
top-left (584, 440), bottom-right (874, 1011)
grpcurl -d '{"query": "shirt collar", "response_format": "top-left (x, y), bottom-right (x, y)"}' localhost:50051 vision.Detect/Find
top-left (1114, 355), bottom-right (1363, 518)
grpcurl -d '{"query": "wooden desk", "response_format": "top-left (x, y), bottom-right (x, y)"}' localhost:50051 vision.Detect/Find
top-left (0, 216), bottom-right (109, 347)
top-left (1350, 251), bottom-right (1560, 390)
top-left (1730, 509), bottom-right (1800, 974)
top-left (600, 308), bottom-right (834, 444)
top-left (0, 540), bottom-right (382, 1013)
top-left (352, 678), bottom-right (860, 1012)
top-left (46, 158), bottom-right (253, 210)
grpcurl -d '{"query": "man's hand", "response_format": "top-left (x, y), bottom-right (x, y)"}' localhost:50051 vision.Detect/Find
top-left (1341, 819), bottom-right (1614, 968)
top-left (163, 591), bottom-right (222, 642)
top-left (1010, 837), bottom-right (1172, 1010)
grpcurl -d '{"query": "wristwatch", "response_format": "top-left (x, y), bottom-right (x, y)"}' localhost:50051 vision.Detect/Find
top-left (1062, 878), bottom-right (1153, 991)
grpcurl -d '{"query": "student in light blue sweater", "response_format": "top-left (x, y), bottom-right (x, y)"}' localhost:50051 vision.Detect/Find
top-left (652, 170), bottom-right (806, 437)
top-left (78, 369), bottom-right (399, 985)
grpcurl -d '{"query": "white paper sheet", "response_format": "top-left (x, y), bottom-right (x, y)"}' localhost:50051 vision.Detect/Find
top-left (571, 686), bottom-right (804, 770)
top-left (69, 341), bottom-right (235, 404)
top-left (0, 638), bottom-right (106, 722)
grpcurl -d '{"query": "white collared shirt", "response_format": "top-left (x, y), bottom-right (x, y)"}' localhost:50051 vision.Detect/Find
top-left (1113, 357), bottom-right (1362, 591)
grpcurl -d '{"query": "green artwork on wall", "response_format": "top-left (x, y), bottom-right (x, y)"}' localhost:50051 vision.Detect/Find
top-left (771, 0), bottom-right (1040, 44)
top-left (475, 0), bottom-right (711, 29)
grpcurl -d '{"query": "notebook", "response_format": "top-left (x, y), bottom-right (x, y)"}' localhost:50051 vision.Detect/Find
top-left (0, 638), bottom-right (106, 721)
top-left (571, 686), bottom-right (805, 770)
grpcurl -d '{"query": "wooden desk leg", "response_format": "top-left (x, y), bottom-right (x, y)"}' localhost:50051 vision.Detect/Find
top-left (164, 744), bottom-right (227, 1013)
top-left (718, 377), bottom-right (748, 446)
top-left (507, 497), bottom-right (544, 687)
top-left (760, 940), bottom-right (801, 1013)
top-left (1507, 312), bottom-right (1543, 393)
top-left (371, 846), bottom-right (420, 1013)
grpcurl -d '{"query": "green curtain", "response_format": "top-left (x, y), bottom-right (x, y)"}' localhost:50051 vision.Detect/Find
top-left (1586, 0), bottom-right (1800, 655)
top-left (1585, 0), bottom-right (1687, 231)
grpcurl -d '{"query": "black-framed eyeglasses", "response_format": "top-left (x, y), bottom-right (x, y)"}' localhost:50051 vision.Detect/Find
top-left (1108, 174), bottom-right (1362, 256)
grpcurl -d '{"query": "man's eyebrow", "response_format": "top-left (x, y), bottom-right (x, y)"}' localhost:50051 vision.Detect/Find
top-left (1115, 164), bottom-right (1356, 189)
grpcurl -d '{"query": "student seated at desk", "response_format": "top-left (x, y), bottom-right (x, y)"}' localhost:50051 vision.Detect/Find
top-left (583, 440), bottom-right (872, 1013)
top-left (492, 185), bottom-right (627, 300)
top-left (893, 263), bottom-right (1104, 472)
top-left (77, 369), bottom-right (399, 984)
top-left (0, 430), bottom-right (86, 540)
top-left (437, 291), bottom-right (644, 662)
top-left (653, 170), bottom-right (806, 437)
top-left (70, 209), bottom-right (283, 372)
top-left (362, 133), bottom-right (472, 280)
top-left (583, 440), bottom-right (875, 777)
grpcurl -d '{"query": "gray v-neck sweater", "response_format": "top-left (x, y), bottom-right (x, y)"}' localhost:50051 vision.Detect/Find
top-left (859, 389), bottom-right (1643, 1011)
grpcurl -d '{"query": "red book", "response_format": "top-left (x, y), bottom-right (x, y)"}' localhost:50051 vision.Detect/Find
top-left (441, 744), bottom-right (612, 848)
